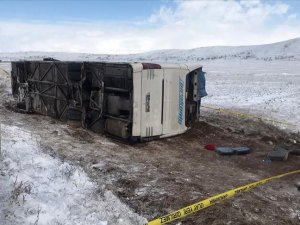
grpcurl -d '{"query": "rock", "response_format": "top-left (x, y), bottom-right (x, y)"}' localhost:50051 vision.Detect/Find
top-left (254, 208), bottom-right (261, 213)
top-left (289, 139), bottom-right (297, 144)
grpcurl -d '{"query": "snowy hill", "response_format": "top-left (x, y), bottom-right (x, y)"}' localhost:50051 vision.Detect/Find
top-left (133, 37), bottom-right (300, 62)
top-left (0, 38), bottom-right (300, 62)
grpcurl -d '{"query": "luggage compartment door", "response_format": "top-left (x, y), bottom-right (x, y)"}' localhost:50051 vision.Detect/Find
top-left (141, 69), bottom-right (163, 137)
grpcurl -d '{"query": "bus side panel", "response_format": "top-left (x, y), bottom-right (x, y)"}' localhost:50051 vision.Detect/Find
top-left (140, 69), bottom-right (163, 137)
top-left (132, 70), bottom-right (142, 137)
top-left (162, 68), bottom-right (189, 135)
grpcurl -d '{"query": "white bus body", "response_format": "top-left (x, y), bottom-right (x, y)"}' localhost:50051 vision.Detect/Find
top-left (11, 61), bottom-right (206, 141)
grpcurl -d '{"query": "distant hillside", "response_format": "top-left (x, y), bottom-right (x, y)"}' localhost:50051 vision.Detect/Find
top-left (1, 38), bottom-right (300, 62)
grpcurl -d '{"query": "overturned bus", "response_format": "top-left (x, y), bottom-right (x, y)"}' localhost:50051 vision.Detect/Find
top-left (11, 61), bottom-right (207, 141)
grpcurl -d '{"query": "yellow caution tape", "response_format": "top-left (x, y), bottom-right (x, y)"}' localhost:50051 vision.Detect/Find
top-left (201, 105), bottom-right (295, 127)
top-left (145, 169), bottom-right (300, 225)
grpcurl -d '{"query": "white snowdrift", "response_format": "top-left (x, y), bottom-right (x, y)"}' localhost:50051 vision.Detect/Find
top-left (0, 124), bottom-right (147, 225)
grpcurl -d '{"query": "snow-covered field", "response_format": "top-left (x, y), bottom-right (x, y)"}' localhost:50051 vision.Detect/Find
top-left (0, 124), bottom-right (146, 225)
top-left (202, 60), bottom-right (300, 132)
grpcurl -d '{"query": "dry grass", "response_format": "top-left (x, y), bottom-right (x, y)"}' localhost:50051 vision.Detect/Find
top-left (10, 177), bottom-right (32, 206)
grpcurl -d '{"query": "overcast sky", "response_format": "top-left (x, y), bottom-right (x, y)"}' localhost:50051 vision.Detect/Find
top-left (0, 0), bottom-right (300, 54)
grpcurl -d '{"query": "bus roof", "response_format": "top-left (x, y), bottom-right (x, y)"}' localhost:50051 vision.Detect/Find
top-left (130, 62), bottom-right (202, 73)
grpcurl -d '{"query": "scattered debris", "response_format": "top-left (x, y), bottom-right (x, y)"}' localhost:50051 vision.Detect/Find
top-left (216, 147), bottom-right (251, 155)
top-left (216, 147), bottom-right (235, 155)
top-left (233, 147), bottom-right (251, 155)
top-left (268, 146), bottom-right (289, 161)
top-left (290, 148), bottom-right (300, 155)
top-left (267, 144), bottom-right (300, 161)
top-left (265, 158), bottom-right (272, 164)
top-left (204, 144), bottom-right (216, 151)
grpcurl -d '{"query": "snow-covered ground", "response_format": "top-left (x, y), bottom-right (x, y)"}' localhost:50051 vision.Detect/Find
top-left (0, 62), bottom-right (11, 71)
top-left (0, 124), bottom-right (146, 225)
top-left (201, 60), bottom-right (300, 132)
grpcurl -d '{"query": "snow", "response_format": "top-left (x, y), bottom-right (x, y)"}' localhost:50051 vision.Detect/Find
top-left (0, 124), bottom-right (147, 225)
top-left (201, 60), bottom-right (300, 132)
top-left (0, 63), bottom-right (11, 72)
top-left (0, 38), bottom-right (300, 62)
